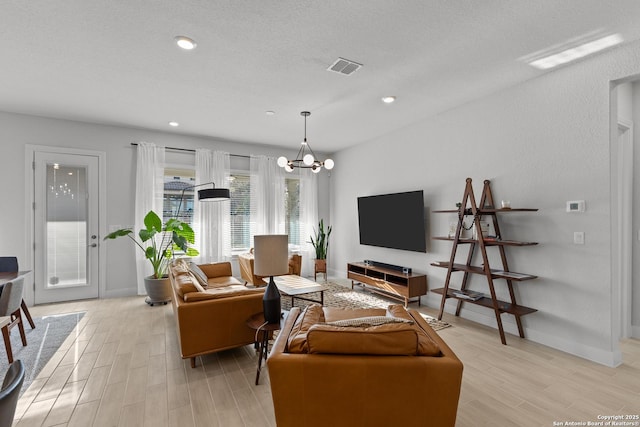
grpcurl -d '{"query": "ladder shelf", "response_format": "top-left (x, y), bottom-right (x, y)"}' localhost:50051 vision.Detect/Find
top-left (432, 178), bottom-right (539, 345)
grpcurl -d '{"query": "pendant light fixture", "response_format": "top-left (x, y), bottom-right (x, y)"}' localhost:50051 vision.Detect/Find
top-left (277, 111), bottom-right (334, 174)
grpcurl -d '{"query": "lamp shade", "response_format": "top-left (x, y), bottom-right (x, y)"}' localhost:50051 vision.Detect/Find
top-left (253, 235), bottom-right (289, 276)
top-left (198, 188), bottom-right (230, 201)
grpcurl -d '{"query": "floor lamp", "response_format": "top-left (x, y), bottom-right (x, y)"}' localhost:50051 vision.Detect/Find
top-left (254, 235), bottom-right (289, 323)
top-left (174, 181), bottom-right (230, 219)
top-left (170, 181), bottom-right (230, 260)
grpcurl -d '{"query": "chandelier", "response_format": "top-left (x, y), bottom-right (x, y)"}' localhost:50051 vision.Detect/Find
top-left (277, 111), bottom-right (334, 173)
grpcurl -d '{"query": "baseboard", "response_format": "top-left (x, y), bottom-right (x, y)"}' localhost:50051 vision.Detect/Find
top-left (424, 293), bottom-right (623, 367)
top-left (103, 288), bottom-right (139, 299)
top-left (632, 324), bottom-right (640, 339)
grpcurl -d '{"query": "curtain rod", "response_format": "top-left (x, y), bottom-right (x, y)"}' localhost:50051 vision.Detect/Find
top-left (130, 142), bottom-right (250, 159)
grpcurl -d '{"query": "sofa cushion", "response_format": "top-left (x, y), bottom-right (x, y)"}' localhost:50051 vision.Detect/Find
top-left (387, 304), bottom-right (442, 356)
top-left (286, 305), bottom-right (442, 356)
top-left (322, 307), bottom-right (386, 322)
top-left (173, 272), bottom-right (199, 298)
top-left (199, 262), bottom-right (233, 279)
top-left (207, 276), bottom-right (243, 288)
top-left (287, 304), bottom-right (325, 353)
top-left (182, 285), bottom-right (264, 302)
top-left (306, 322), bottom-right (419, 355)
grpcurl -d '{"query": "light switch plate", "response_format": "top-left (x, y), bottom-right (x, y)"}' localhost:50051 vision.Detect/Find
top-left (574, 231), bottom-right (585, 245)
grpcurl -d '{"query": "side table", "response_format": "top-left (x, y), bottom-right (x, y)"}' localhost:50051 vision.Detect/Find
top-left (246, 312), bottom-right (282, 385)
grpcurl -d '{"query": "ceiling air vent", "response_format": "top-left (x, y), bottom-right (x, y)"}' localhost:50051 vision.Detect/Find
top-left (327, 57), bottom-right (362, 76)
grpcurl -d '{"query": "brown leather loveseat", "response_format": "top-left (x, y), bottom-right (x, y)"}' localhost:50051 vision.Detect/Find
top-left (267, 304), bottom-right (463, 427)
top-left (168, 259), bottom-right (265, 367)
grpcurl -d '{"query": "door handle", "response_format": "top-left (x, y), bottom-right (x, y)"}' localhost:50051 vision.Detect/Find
top-left (88, 243), bottom-right (98, 248)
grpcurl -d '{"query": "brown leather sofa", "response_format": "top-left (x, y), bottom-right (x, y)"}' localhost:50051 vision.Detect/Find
top-left (267, 305), bottom-right (463, 427)
top-left (168, 259), bottom-right (265, 368)
top-left (238, 249), bottom-right (302, 285)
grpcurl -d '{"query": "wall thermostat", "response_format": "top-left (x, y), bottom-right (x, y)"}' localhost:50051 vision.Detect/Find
top-left (566, 200), bottom-right (585, 213)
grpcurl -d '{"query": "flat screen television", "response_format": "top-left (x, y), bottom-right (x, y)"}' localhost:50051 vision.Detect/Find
top-left (357, 190), bottom-right (427, 253)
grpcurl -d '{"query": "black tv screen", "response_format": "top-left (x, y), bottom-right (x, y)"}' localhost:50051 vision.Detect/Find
top-left (357, 190), bottom-right (427, 253)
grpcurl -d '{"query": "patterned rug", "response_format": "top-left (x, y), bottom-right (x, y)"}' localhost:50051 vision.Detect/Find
top-left (281, 281), bottom-right (450, 331)
top-left (0, 311), bottom-right (85, 395)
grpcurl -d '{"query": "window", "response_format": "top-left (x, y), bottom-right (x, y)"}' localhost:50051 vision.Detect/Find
top-left (230, 173), bottom-right (251, 252)
top-left (163, 168), bottom-right (195, 225)
top-left (285, 177), bottom-right (300, 247)
top-left (162, 168), bottom-right (301, 254)
top-left (228, 172), bottom-right (301, 252)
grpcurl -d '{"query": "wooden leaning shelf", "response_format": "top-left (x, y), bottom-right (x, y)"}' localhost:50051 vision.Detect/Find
top-left (432, 178), bottom-right (538, 345)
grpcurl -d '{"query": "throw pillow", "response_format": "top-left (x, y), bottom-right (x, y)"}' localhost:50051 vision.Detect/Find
top-left (188, 262), bottom-right (209, 288)
top-left (171, 259), bottom-right (190, 276)
top-left (325, 316), bottom-right (413, 328)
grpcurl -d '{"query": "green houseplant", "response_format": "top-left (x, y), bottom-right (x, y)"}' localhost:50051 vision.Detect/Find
top-left (104, 210), bottom-right (199, 304)
top-left (309, 219), bottom-right (332, 280)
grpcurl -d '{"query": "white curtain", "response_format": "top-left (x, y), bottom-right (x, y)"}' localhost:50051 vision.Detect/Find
top-left (194, 149), bottom-right (231, 262)
top-left (250, 155), bottom-right (285, 244)
top-left (135, 142), bottom-right (165, 295)
top-left (299, 168), bottom-right (319, 277)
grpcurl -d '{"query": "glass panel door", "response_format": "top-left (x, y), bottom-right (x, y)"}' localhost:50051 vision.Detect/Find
top-left (34, 151), bottom-right (99, 303)
top-left (46, 163), bottom-right (88, 287)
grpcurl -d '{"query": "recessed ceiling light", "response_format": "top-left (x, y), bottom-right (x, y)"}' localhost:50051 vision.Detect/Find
top-left (174, 36), bottom-right (197, 50)
top-left (169, 121), bottom-right (179, 127)
top-left (382, 96), bottom-right (396, 104)
top-left (265, 111), bottom-right (275, 116)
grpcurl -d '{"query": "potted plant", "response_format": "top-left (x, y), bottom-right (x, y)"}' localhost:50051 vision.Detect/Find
top-left (309, 219), bottom-right (332, 281)
top-left (104, 210), bottom-right (199, 305)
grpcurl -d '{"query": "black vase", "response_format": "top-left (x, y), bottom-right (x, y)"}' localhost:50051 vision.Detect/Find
top-left (263, 276), bottom-right (281, 324)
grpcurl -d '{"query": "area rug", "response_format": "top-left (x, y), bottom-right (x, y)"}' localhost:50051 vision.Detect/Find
top-left (0, 311), bottom-right (85, 394)
top-left (281, 282), bottom-right (450, 331)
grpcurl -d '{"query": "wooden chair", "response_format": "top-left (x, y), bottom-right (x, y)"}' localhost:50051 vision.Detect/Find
top-left (288, 254), bottom-right (302, 276)
top-left (0, 280), bottom-right (27, 364)
top-left (0, 257), bottom-right (35, 330)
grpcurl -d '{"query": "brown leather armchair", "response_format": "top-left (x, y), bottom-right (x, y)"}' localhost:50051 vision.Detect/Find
top-left (267, 306), bottom-right (463, 427)
top-left (238, 249), bottom-right (302, 285)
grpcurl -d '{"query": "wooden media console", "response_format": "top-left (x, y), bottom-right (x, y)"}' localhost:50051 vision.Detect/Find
top-left (347, 262), bottom-right (427, 307)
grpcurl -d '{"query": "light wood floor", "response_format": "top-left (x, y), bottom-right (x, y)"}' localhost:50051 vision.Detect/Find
top-left (12, 293), bottom-right (640, 427)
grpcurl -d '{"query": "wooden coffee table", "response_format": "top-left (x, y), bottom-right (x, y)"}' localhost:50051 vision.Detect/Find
top-left (265, 275), bottom-right (328, 307)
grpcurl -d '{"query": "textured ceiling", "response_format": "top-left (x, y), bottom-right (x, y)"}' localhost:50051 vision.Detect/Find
top-left (2, 1), bottom-right (640, 152)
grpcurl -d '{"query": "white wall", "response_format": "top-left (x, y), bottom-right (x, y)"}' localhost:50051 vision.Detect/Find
top-left (632, 82), bottom-right (640, 332)
top-left (329, 40), bottom-right (640, 366)
top-left (0, 112), bottom-right (331, 298)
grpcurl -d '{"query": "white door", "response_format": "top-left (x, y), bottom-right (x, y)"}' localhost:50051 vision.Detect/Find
top-left (33, 151), bottom-right (100, 303)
